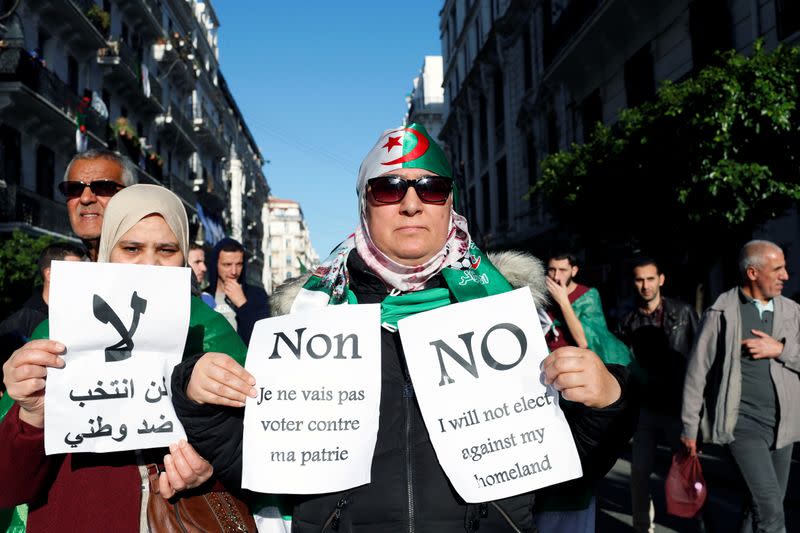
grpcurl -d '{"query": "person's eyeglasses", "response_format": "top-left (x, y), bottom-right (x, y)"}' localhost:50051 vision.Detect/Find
top-left (367, 175), bottom-right (452, 205)
top-left (58, 180), bottom-right (124, 199)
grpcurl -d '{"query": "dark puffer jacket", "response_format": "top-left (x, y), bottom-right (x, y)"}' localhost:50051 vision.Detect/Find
top-left (172, 252), bottom-right (635, 532)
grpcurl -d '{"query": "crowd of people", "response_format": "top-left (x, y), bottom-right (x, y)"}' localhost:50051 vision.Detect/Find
top-left (0, 125), bottom-right (796, 533)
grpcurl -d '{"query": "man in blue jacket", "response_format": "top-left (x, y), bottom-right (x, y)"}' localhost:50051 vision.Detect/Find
top-left (207, 238), bottom-right (270, 344)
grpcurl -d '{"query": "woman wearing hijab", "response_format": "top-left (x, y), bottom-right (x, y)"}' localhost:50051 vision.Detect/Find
top-left (172, 124), bottom-right (634, 531)
top-left (0, 185), bottom-right (247, 532)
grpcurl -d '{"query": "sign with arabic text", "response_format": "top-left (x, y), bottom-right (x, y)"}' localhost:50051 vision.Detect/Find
top-left (44, 261), bottom-right (191, 454)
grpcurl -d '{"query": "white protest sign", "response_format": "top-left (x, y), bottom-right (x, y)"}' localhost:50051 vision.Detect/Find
top-left (398, 288), bottom-right (582, 503)
top-left (242, 304), bottom-right (381, 494)
top-left (44, 261), bottom-right (190, 455)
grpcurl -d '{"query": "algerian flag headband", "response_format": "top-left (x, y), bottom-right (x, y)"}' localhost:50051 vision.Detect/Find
top-left (356, 122), bottom-right (454, 211)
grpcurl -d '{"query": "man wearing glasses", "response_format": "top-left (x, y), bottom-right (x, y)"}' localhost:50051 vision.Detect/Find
top-left (58, 149), bottom-right (137, 261)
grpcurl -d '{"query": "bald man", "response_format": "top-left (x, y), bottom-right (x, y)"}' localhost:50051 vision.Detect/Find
top-left (682, 240), bottom-right (800, 533)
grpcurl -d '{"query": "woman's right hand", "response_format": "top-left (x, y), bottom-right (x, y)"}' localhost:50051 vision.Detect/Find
top-left (2, 340), bottom-right (66, 428)
top-left (186, 352), bottom-right (256, 407)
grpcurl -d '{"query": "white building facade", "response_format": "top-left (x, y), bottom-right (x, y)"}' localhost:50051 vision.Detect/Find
top-left (265, 196), bottom-right (318, 291)
top-left (405, 55), bottom-right (445, 144)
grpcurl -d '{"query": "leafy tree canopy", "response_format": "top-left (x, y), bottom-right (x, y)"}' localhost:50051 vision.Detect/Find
top-left (0, 230), bottom-right (55, 314)
top-left (533, 41), bottom-right (800, 261)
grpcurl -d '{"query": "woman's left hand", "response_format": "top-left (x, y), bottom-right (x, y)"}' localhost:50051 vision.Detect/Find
top-left (542, 347), bottom-right (621, 408)
top-left (158, 440), bottom-right (214, 499)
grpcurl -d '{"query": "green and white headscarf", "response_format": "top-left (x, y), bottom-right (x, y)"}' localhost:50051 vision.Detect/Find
top-left (291, 123), bottom-right (512, 328)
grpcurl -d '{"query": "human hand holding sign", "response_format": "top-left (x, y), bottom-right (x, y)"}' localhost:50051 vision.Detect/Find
top-left (187, 352), bottom-right (257, 407)
top-left (2, 340), bottom-right (66, 428)
top-left (542, 346), bottom-right (621, 408)
top-left (157, 439), bottom-right (214, 498)
top-left (741, 329), bottom-right (784, 359)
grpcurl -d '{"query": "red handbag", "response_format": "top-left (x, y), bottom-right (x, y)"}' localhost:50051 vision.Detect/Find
top-left (665, 450), bottom-right (707, 517)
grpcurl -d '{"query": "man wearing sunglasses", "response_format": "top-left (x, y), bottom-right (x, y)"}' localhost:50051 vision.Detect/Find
top-left (58, 149), bottom-right (137, 261)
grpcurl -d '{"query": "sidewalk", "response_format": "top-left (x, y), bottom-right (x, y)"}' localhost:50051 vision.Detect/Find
top-left (597, 444), bottom-right (799, 532)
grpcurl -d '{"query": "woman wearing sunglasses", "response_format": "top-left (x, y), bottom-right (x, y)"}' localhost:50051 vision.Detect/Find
top-left (0, 185), bottom-right (248, 532)
top-left (172, 124), bottom-right (633, 531)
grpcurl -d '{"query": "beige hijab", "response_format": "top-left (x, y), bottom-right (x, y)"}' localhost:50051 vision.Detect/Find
top-left (97, 184), bottom-right (189, 265)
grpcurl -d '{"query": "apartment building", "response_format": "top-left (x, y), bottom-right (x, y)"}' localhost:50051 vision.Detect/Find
top-left (439, 0), bottom-right (800, 299)
top-left (0, 0), bottom-right (270, 285)
top-left (264, 196), bottom-right (318, 292)
top-left (405, 55), bottom-right (445, 145)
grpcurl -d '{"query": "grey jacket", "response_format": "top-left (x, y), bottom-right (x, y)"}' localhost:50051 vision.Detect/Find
top-left (681, 287), bottom-right (800, 449)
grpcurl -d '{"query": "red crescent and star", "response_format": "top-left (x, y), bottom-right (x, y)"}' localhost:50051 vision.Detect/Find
top-left (382, 136), bottom-right (402, 152)
top-left (381, 127), bottom-right (429, 165)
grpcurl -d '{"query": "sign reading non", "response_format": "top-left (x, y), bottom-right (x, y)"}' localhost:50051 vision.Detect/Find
top-left (242, 304), bottom-right (381, 494)
top-left (398, 288), bottom-right (582, 503)
top-left (44, 261), bottom-right (190, 454)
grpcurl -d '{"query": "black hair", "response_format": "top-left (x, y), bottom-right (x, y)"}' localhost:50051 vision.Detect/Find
top-left (37, 242), bottom-right (87, 276)
top-left (219, 239), bottom-right (245, 254)
top-left (549, 252), bottom-right (578, 267)
top-left (631, 256), bottom-right (661, 275)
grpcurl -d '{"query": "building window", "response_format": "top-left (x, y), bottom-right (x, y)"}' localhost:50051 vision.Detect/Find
top-left (624, 44), bottom-right (655, 108)
top-left (547, 110), bottom-right (559, 154)
top-left (481, 172), bottom-right (490, 233)
top-left (526, 133), bottom-right (537, 206)
top-left (466, 114), bottom-right (474, 177)
top-left (523, 25), bottom-right (533, 90)
top-left (467, 185), bottom-right (477, 231)
top-left (776, 0), bottom-right (800, 40)
top-left (0, 125), bottom-right (22, 186)
top-left (690, 0), bottom-right (732, 69)
top-left (479, 95), bottom-right (488, 163)
top-left (493, 70), bottom-right (504, 147)
top-left (580, 89), bottom-right (603, 141)
top-left (36, 144), bottom-right (55, 199)
top-left (496, 157), bottom-right (508, 229)
top-left (67, 56), bottom-right (79, 94)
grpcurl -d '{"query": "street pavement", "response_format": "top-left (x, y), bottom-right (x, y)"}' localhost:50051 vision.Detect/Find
top-left (596, 443), bottom-right (799, 532)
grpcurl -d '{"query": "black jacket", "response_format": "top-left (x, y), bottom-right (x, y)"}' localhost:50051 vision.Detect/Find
top-left (172, 253), bottom-right (634, 532)
top-left (206, 238), bottom-right (270, 344)
top-left (0, 291), bottom-right (48, 390)
top-left (617, 296), bottom-right (698, 414)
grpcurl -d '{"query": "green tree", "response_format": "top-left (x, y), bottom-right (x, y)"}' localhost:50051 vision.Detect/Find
top-left (0, 230), bottom-right (55, 316)
top-left (533, 42), bottom-right (800, 278)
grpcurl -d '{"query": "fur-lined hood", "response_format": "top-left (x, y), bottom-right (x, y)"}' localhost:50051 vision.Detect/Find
top-left (270, 250), bottom-right (548, 316)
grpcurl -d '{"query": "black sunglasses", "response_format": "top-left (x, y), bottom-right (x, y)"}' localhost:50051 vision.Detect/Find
top-left (367, 175), bottom-right (452, 205)
top-left (58, 180), bottom-right (124, 199)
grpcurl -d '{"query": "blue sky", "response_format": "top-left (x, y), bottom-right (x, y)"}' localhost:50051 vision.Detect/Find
top-left (213, 2), bottom-right (444, 257)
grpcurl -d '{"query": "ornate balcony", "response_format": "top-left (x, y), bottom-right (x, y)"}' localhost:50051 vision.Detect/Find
top-left (0, 184), bottom-right (74, 238)
top-left (155, 104), bottom-right (196, 154)
top-left (26, 0), bottom-right (108, 52)
top-left (0, 48), bottom-right (107, 151)
top-left (152, 34), bottom-right (198, 90)
top-left (114, 0), bottom-right (163, 40)
top-left (192, 104), bottom-right (226, 157)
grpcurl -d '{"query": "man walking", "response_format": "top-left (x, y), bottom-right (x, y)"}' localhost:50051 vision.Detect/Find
top-left (618, 258), bottom-right (698, 532)
top-left (682, 240), bottom-right (800, 533)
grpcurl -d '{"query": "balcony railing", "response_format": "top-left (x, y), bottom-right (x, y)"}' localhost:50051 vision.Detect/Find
top-left (11, 185), bottom-right (74, 237)
top-left (169, 104), bottom-right (193, 136)
top-left (148, 72), bottom-right (162, 105)
top-left (543, 0), bottom-right (606, 68)
top-left (70, 0), bottom-right (111, 38)
top-left (0, 48), bottom-right (107, 138)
